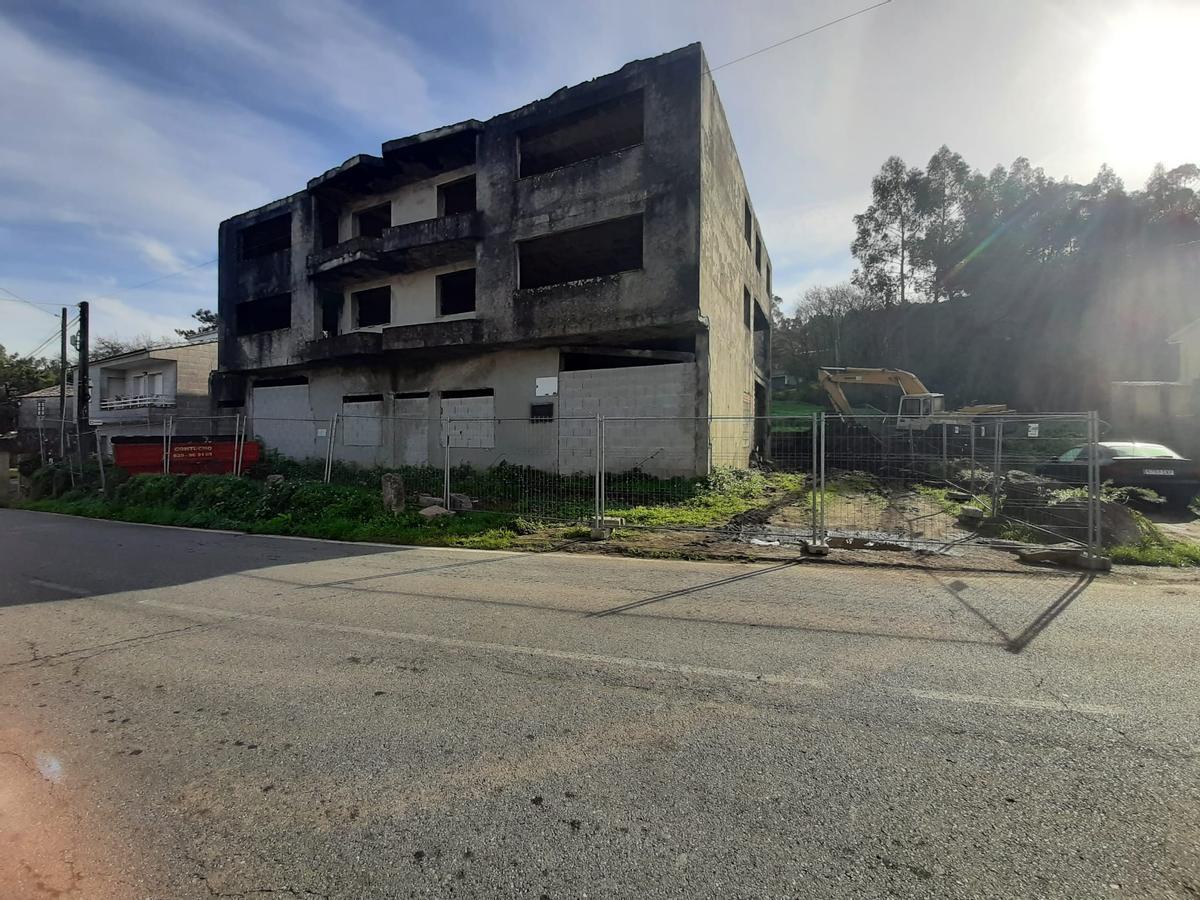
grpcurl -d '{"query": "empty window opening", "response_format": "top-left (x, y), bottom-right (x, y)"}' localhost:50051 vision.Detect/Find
top-left (438, 176), bottom-right (477, 216)
top-left (743, 287), bottom-right (752, 331)
top-left (254, 376), bottom-right (308, 389)
top-left (766, 262), bottom-right (772, 297)
top-left (518, 90), bottom-right (644, 178)
top-left (343, 393), bottom-right (384, 404)
top-left (560, 353), bottom-right (676, 371)
top-left (519, 215), bottom-right (643, 290)
top-left (753, 301), bottom-right (769, 332)
top-left (240, 214), bottom-right (291, 260)
top-left (394, 391), bottom-right (430, 400)
top-left (438, 269), bottom-right (476, 316)
top-left (236, 292), bottom-right (291, 335)
top-left (320, 291), bottom-right (342, 337)
top-left (355, 202), bottom-right (392, 239)
top-left (353, 286), bottom-right (391, 328)
top-left (530, 402), bottom-right (554, 423)
top-left (755, 232), bottom-right (762, 271)
top-left (441, 388), bottom-right (494, 399)
top-left (318, 205), bottom-right (340, 249)
top-left (743, 200), bottom-right (752, 247)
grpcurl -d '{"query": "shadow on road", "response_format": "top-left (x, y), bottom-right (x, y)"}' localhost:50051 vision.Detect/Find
top-left (930, 571), bottom-right (1094, 653)
top-left (585, 562), bottom-right (802, 618)
top-left (0, 509), bottom-right (396, 608)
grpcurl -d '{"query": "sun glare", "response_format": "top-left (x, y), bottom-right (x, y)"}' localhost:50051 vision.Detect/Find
top-left (1089, 7), bottom-right (1200, 173)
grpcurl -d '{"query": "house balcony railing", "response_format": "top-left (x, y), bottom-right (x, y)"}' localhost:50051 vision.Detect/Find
top-left (99, 394), bottom-right (176, 410)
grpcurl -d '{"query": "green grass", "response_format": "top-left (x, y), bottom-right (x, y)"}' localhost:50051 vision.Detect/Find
top-left (608, 470), bottom-right (805, 527)
top-left (1109, 510), bottom-right (1200, 567)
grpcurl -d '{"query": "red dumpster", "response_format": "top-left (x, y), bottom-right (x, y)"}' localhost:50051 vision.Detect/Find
top-left (111, 435), bottom-right (261, 475)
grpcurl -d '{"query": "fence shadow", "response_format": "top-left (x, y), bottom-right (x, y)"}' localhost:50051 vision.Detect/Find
top-left (930, 571), bottom-right (1094, 653)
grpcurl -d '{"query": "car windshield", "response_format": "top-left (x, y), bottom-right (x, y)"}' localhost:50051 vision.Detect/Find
top-left (1107, 443), bottom-right (1182, 459)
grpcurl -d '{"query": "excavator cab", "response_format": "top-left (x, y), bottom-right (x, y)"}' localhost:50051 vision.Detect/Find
top-left (896, 393), bottom-right (945, 430)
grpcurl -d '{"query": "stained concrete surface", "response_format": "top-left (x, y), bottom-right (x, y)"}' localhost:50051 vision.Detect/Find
top-left (0, 509), bottom-right (1197, 899)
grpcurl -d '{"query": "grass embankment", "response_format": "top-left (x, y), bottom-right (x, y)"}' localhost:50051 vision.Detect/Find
top-left (15, 465), bottom-right (804, 551)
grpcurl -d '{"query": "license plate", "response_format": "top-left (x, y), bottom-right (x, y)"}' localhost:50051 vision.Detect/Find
top-left (1143, 469), bottom-right (1175, 476)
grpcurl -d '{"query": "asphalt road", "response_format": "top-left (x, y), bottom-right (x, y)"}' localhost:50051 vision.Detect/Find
top-left (1, 508), bottom-right (1198, 899)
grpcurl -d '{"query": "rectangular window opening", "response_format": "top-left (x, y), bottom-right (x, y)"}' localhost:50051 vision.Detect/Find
top-left (394, 391), bottom-right (430, 400)
top-left (755, 232), bottom-right (762, 271)
top-left (438, 269), bottom-right (476, 316)
top-left (530, 402), bottom-right (554, 423)
top-left (236, 292), bottom-right (292, 335)
top-left (743, 200), bottom-right (752, 247)
top-left (518, 214), bottom-right (643, 290)
top-left (354, 202), bottom-right (391, 239)
top-left (743, 287), bottom-right (752, 331)
top-left (438, 176), bottom-right (477, 216)
top-left (254, 376), bottom-right (308, 389)
top-left (441, 388), bottom-right (493, 399)
top-left (240, 214), bottom-right (291, 260)
top-left (353, 286), bottom-right (391, 328)
top-left (766, 262), bottom-right (772, 298)
top-left (318, 205), bottom-right (340, 249)
top-left (518, 90), bottom-right (644, 178)
top-left (320, 291), bottom-right (342, 337)
top-left (343, 393), bottom-right (384, 404)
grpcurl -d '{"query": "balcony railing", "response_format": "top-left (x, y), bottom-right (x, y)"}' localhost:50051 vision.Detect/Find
top-left (99, 394), bottom-right (176, 410)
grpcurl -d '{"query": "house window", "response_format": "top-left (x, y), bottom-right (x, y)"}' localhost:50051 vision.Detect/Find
top-left (36, 399), bottom-right (46, 417)
top-left (518, 214), bottom-right (643, 289)
top-left (743, 199), bottom-right (752, 247)
top-left (755, 232), bottom-right (762, 272)
top-left (438, 176), bottom-right (477, 216)
top-left (236, 292), bottom-right (292, 335)
top-left (353, 286), bottom-right (391, 327)
top-left (766, 262), bottom-right (772, 297)
top-left (530, 402), bottom-right (554, 423)
top-left (354, 202), bottom-right (391, 239)
top-left (743, 287), bottom-right (752, 331)
top-left (438, 269), bottom-right (476, 316)
top-left (518, 90), bottom-right (644, 178)
top-left (239, 214), bottom-right (291, 260)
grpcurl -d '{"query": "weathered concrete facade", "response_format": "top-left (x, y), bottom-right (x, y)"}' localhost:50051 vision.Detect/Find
top-left (216, 43), bottom-right (771, 474)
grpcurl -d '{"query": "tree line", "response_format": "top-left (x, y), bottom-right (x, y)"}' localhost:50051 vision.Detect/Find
top-left (775, 148), bottom-right (1200, 411)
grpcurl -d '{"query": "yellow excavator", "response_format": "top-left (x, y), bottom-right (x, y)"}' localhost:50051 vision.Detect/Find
top-left (817, 367), bottom-right (1008, 433)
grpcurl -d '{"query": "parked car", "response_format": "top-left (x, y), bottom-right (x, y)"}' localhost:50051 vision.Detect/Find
top-left (1036, 441), bottom-right (1200, 506)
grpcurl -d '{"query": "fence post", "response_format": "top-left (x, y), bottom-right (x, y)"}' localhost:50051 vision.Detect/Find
top-left (599, 415), bottom-right (606, 523)
top-left (443, 429), bottom-right (451, 508)
top-left (593, 413), bottom-right (602, 527)
top-left (969, 423), bottom-right (977, 499)
top-left (941, 423), bottom-right (948, 476)
top-left (810, 413), bottom-right (819, 544)
top-left (991, 418), bottom-right (1004, 516)
top-left (324, 414), bottom-right (337, 484)
top-left (1088, 411), bottom-right (1101, 557)
top-left (96, 428), bottom-right (106, 492)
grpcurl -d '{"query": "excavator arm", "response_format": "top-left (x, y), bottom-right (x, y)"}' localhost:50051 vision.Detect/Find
top-left (817, 367), bottom-right (932, 415)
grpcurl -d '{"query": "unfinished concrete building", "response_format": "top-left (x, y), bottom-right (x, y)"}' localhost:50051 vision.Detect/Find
top-left (215, 43), bottom-right (772, 475)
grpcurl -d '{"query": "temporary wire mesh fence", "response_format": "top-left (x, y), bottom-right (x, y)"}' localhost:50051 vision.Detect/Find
top-left (39, 410), bottom-right (1103, 555)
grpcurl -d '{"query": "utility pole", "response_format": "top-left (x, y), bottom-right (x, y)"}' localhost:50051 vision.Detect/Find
top-left (76, 301), bottom-right (91, 461)
top-left (58, 307), bottom-right (67, 459)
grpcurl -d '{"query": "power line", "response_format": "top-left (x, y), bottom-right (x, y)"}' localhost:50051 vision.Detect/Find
top-left (0, 286), bottom-right (60, 316)
top-left (113, 256), bottom-right (218, 292)
top-left (25, 315), bottom-right (78, 360)
top-left (706, 0), bottom-right (895, 73)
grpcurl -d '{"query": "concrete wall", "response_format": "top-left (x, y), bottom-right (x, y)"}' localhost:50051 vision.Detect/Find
top-left (246, 347), bottom-right (561, 469)
top-left (558, 362), bottom-right (698, 476)
top-left (698, 58), bottom-right (772, 464)
top-left (339, 259), bottom-right (477, 334)
top-left (1178, 329), bottom-right (1200, 383)
top-left (339, 165), bottom-right (475, 238)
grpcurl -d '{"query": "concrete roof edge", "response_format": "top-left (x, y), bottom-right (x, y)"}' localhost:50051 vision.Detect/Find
top-left (380, 119), bottom-right (484, 155)
top-left (307, 153), bottom-right (385, 190)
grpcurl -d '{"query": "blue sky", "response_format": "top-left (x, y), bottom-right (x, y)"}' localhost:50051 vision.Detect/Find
top-left (2, 0), bottom-right (1196, 357)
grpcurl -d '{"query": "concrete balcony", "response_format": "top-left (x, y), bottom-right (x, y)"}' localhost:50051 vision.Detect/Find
top-left (307, 211), bottom-right (481, 283)
top-left (298, 330), bottom-right (383, 363)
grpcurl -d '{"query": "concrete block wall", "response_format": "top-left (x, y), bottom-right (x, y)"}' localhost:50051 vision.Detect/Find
top-left (558, 362), bottom-right (698, 477)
